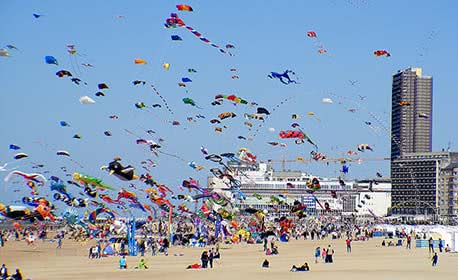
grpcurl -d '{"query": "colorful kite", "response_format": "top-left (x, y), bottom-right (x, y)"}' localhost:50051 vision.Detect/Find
top-left (374, 50), bottom-right (391, 57)
top-left (176, 4), bottom-right (193, 11)
top-left (164, 13), bottom-right (230, 55)
top-left (268, 70), bottom-right (298, 85)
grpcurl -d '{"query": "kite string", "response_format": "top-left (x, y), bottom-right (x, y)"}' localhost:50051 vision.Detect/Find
top-left (150, 84), bottom-right (174, 115)
top-left (249, 96), bottom-right (295, 140)
top-left (330, 93), bottom-right (424, 213)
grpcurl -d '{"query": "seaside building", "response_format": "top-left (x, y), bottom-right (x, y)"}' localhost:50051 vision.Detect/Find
top-left (439, 162), bottom-right (458, 224)
top-left (391, 67), bottom-right (433, 159)
top-left (391, 152), bottom-right (458, 222)
top-left (208, 162), bottom-right (392, 218)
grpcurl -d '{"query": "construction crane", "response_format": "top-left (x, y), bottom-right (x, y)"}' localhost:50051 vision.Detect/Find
top-left (264, 155), bottom-right (390, 172)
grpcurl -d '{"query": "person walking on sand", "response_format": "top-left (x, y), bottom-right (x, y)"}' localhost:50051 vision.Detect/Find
top-left (406, 235), bottom-right (411, 249)
top-left (432, 252), bottom-right (438, 266)
top-left (346, 238), bottom-right (352, 253)
top-left (57, 237), bottom-right (62, 249)
top-left (321, 247), bottom-right (326, 261)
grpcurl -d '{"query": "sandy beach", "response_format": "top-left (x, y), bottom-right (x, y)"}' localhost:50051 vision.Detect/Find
top-left (1, 238), bottom-right (457, 280)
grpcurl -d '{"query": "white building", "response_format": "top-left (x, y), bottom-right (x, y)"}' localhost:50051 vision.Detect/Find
top-left (208, 162), bottom-right (392, 217)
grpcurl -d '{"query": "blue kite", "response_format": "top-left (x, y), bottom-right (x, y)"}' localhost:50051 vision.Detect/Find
top-left (268, 70), bottom-right (298, 85)
top-left (45, 56), bottom-right (58, 65)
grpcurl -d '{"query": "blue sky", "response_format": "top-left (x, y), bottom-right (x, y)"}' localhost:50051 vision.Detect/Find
top-left (1, 0), bottom-right (457, 207)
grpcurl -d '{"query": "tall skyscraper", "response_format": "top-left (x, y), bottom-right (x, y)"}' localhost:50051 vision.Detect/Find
top-left (391, 67), bottom-right (433, 159)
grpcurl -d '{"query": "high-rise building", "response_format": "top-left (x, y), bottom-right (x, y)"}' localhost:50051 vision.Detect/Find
top-left (391, 67), bottom-right (433, 159)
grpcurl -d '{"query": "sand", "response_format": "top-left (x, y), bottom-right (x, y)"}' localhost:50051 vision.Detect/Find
top-left (1, 238), bottom-right (457, 280)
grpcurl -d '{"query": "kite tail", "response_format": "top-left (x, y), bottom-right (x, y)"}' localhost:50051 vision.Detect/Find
top-left (183, 25), bottom-right (230, 55)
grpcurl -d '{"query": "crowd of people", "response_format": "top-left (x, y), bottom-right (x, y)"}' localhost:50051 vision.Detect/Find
top-left (1, 218), bottom-right (454, 276)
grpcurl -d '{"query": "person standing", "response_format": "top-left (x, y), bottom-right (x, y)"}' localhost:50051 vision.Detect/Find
top-left (162, 237), bottom-right (169, 256)
top-left (315, 247), bottom-right (321, 263)
top-left (119, 256), bottom-right (127, 269)
top-left (438, 238), bottom-right (443, 253)
top-left (326, 245), bottom-right (334, 263)
top-left (209, 248), bottom-right (214, 268)
top-left (406, 235), bottom-right (411, 249)
top-left (57, 237), bottom-right (62, 249)
top-left (346, 238), bottom-right (352, 253)
top-left (0, 233), bottom-right (4, 247)
top-left (428, 237), bottom-right (434, 254)
top-left (120, 240), bottom-right (126, 255)
top-left (201, 250), bottom-right (209, 268)
top-left (431, 252), bottom-right (438, 266)
top-left (138, 240), bottom-right (145, 257)
top-left (150, 238), bottom-right (157, 256)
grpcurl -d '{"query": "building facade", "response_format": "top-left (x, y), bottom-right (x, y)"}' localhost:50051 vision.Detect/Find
top-left (391, 67), bottom-right (432, 159)
top-left (438, 163), bottom-right (458, 224)
top-left (208, 162), bottom-right (392, 217)
top-left (391, 152), bottom-right (458, 220)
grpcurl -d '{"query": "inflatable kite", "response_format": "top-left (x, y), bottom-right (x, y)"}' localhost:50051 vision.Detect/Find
top-left (4, 171), bottom-right (46, 185)
top-left (72, 173), bottom-right (114, 190)
top-left (268, 70), bottom-right (298, 85)
top-left (101, 159), bottom-right (139, 181)
top-left (88, 207), bottom-right (115, 224)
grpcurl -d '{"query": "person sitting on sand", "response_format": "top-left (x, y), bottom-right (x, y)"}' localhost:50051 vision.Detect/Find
top-left (186, 264), bottom-right (202, 269)
top-left (8, 269), bottom-right (22, 280)
top-left (119, 256), bottom-right (127, 269)
top-left (445, 244), bottom-right (451, 253)
top-left (135, 259), bottom-right (148, 269)
top-left (262, 259), bottom-right (269, 268)
top-left (1, 264), bottom-right (8, 279)
top-left (265, 248), bottom-right (272, 255)
top-left (272, 245), bottom-right (279, 255)
top-left (290, 262), bottom-right (310, 272)
top-left (382, 240), bottom-right (386, 246)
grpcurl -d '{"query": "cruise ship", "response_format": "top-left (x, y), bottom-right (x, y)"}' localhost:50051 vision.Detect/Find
top-left (208, 161), bottom-right (391, 217)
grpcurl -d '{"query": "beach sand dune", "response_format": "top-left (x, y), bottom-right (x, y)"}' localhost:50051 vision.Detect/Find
top-left (1, 238), bottom-right (457, 280)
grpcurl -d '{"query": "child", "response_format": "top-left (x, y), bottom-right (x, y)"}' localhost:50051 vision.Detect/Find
top-left (135, 259), bottom-right (148, 269)
top-left (119, 256), bottom-right (127, 269)
top-left (432, 253), bottom-right (438, 266)
top-left (315, 247), bottom-right (321, 263)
